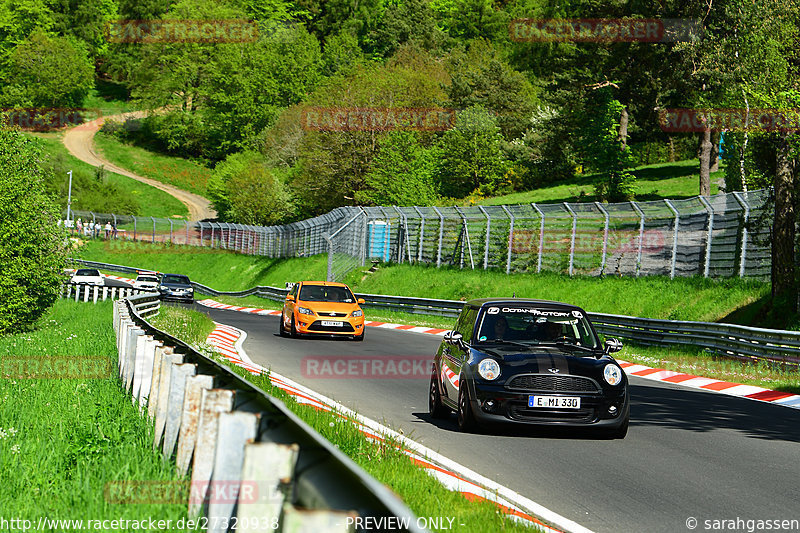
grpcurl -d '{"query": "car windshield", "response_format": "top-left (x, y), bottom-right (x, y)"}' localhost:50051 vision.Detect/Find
top-left (476, 305), bottom-right (599, 349)
top-left (162, 275), bottom-right (189, 284)
top-left (138, 276), bottom-right (158, 283)
top-left (298, 285), bottom-right (355, 303)
top-left (75, 269), bottom-right (99, 276)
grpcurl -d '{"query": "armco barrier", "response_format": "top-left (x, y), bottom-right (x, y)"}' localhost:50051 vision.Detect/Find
top-left (115, 293), bottom-right (425, 533)
top-left (85, 258), bottom-right (800, 367)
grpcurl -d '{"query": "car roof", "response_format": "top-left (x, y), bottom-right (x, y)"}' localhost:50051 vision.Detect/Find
top-left (300, 281), bottom-right (347, 287)
top-left (466, 298), bottom-right (584, 310)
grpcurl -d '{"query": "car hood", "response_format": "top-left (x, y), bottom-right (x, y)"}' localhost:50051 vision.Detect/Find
top-left (298, 301), bottom-right (359, 314)
top-left (160, 283), bottom-right (192, 289)
top-left (473, 346), bottom-right (613, 375)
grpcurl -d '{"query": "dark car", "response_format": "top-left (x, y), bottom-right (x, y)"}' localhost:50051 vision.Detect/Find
top-left (157, 273), bottom-right (194, 303)
top-left (429, 298), bottom-right (629, 438)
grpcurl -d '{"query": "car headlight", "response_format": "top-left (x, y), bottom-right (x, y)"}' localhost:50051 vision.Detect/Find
top-left (477, 358), bottom-right (500, 381)
top-left (298, 307), bottom-right (313, 316)
top-left (604, 364), bottom-right (623, 386)
top-left (351, 309), bottom-right (363, 317)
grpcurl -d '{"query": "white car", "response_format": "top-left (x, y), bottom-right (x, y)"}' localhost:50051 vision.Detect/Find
top-left (134, 273), bottom-right (160, 291)
top-left (71, 268), bottom-right (105, 286)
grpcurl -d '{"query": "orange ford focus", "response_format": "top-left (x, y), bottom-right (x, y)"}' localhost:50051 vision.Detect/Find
top-left (279, 281), bottom-right (366, 341)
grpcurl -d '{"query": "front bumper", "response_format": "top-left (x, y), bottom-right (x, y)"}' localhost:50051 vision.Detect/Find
top-left (295, 315), bottom-right (365, 336)
top-left (468, 381), bottom-right (629, 428)
top-left (160, 291), bottom-right (194, 302)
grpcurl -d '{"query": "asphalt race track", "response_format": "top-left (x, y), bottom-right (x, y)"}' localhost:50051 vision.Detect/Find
top-left (194, 305), bottom-right (800, 533)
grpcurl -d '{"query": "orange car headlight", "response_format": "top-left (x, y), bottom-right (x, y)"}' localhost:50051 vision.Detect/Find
top-left (351, 309), bottom-right (363, 318)
top-left (298, 306), bottom-right (314, 315)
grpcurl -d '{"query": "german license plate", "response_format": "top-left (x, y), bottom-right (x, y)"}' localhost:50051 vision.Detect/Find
top-left (528, 396), bottom-right (580, 409)
top-left (321, 320), bottom-right (344, 327)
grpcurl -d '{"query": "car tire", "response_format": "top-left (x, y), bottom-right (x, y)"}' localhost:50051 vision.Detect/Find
top-left (290, 315), bottom-right (298, 338)
top-left (457, 382), bottom-right (477, 432)
top-left (279, 313), bottom-right (288, 337)
top-left (429, 372), bottom-right (451, 419)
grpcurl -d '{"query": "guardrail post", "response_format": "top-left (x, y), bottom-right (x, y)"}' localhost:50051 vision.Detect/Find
top-left (133, 216), bottom-right (137, 241)
top-left (732, 191), bottom-right (750, 277)
top-left (630, 201), bottom-right (646, 277)
top-left (595, 202), bottom-right (610, 275)
top-left (698, 196), bottom-right (714, 278)
top-left (564, 202), bottom-right (577, 276)
top-left (151, 217), bottom-right (156, 243)
top-left (153, 351), bottom-right (182, 450)
top-left (477, 206), bottom-right (491, 270)
top-left (432, 207), bottom-right (444, 268)
top-left (176, 374), bottom-right (216, 475)
top-left (124, 328), bottom-right (144, 391)
top-left (236, 443), bottom-right (299, 532)
top-left (664, 199), bottom-right (680, 279)
top-left (163, 363), bottom-right (197, 458)
top-left (532, 204), bottom-right (545, 273)
top-left (500, 205), bottom-right (514, 274)
top-left (206, 411), bottom-right (260, 533)
top-left (169, 219), bottom-right (174, 244)
top-left (189, 389), bottom-right (235, 516)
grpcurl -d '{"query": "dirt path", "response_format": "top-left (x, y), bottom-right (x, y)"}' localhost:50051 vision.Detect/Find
top-left (62, 111), bottom-right (217, 221)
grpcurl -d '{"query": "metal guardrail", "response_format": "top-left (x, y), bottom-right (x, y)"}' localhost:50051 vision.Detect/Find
top-left (117, 293), bottom-right (424, 533)
top-left (82, 258), bottom-right (800, 368)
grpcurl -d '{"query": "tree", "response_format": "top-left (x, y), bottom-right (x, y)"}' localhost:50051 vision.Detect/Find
top-left (575, 87), bottom-right (635, 201)
top-left (356, 132), bottom-right (440, 206)
top-left (437, 105), bottom-right (511, 198)
top-left (1, 30), bottom-right (94, 107)
top-left (0, 128), bottom-right (67, 333)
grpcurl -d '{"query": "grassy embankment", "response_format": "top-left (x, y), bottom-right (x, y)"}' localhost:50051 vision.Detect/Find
top-left (0, 299), bottom-right (188, 523)
top-left (28, 133), bottom-right (188, 219)
top-left (77, 239), bottom-right (800, 393)
top-left (93, 132), bottom-right (213, 200)
top-left (481, 159), bottom-right (725, 206)
top-left (150, 306), bottom-right (542, 533)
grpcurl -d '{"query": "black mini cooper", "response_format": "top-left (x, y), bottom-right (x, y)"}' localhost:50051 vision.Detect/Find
top-left (429, 298), bottom-right (629, 438)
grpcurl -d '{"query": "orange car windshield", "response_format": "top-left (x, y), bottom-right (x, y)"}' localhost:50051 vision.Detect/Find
top-left (299, 285), bottom-right (355, 303)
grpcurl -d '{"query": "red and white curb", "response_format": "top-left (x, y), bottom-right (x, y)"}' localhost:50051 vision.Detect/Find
top-left (617, 360), bottom-right (800, 409)
top-left (199, 298), bottom-right (800, 411)
top-left (204, 322), bottom-right (586, 533)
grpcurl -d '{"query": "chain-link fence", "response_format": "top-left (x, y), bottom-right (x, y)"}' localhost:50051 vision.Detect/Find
top-left (66, 189), bottom-right (774, 282)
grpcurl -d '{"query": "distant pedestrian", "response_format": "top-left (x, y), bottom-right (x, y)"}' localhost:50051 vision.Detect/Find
top-left (76, 218), bottom-right (83, 235)
top-left (105, 222), bottom-right (112, 239)
top-left (112, 223), bottom-right (118, 239)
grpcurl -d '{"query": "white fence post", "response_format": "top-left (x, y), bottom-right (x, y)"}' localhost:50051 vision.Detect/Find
top-left (698, 196), bottom-right (715, 278)
top-left (664, 199), bottom-right (680, 279)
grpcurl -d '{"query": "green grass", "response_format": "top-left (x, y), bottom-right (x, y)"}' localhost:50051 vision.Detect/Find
top-left (76, 240), bottom-right (769, 324)
top-left (155, 305), bottom-right (542, 533)
top-left (28, 132), bottom-right (188, 218)
top-left (94, 132), bottom-right (213, 199)
top-left (0, 299), bottom-right (188, 521)
top-left (481, 160), bottom-right (724, 206)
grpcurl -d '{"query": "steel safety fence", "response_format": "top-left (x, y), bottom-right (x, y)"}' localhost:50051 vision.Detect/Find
top-left (65, 189), bottom-right (773, 279)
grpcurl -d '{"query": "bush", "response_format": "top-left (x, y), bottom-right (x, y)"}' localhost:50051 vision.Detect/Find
top-left (0, 129), bottom-right (67, 333)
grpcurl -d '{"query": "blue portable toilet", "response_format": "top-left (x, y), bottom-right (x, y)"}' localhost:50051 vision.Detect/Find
top-left (368, 220), bottom-right (391, 261)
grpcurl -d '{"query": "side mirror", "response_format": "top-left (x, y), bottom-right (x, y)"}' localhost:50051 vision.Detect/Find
top-left (604, 338), bottom-right (623, 354)
top-left (444, 331), bottom-right (463, 345)
top-left (357, 298), bottom-right (365, 304)
top-left (285, 295), bottom-right (295, 302)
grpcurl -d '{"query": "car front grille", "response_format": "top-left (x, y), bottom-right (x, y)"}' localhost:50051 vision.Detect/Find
top-left (506, 374), bottom-right (600, 393)
top-left (316, 312), bottom-right (349, 318)
top-left (308, 321), bottom-right (355, 333)
top-left (507, 404), bottom-right (596, 423)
